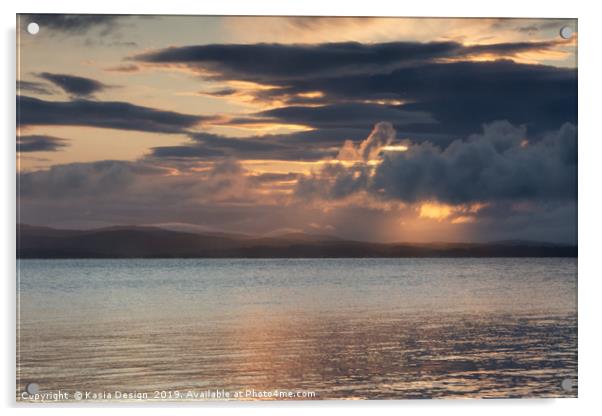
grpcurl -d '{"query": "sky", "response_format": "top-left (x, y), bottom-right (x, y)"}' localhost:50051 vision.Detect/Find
top-left (16, 15), bottom-right (578, 243)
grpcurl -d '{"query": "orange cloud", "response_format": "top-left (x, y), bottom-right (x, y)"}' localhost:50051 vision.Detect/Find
top-left (418, 201), bottom-right (488, 222)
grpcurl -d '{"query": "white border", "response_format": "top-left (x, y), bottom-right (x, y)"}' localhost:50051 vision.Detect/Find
top-left (2, 1), bottom-right (601, 415)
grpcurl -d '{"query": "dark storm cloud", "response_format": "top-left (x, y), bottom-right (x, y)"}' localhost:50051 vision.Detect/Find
top-left (259, 60), bottom-right (576, 136)
top-left (133, 40), bottom-right (559, 80)
top-left (37, 73), bottom-right (108, 98)
top-left (372, 121), bottom-right (577, 203)
top-left (18, 95), bottom-right (206, 134)
top-left (16, 80), bottom-right (54, 96)
top-left (133, 41), bottom-right (575, 136)
top-left (133, 41), bottom-right (462, 79)
top-left (297, 121), bottom-right (577, 204)
top-left (17, 135), bottom-right (68, 153)
top-left (22, 14), bottom-right (123, 35)
top-left (151, 131), bottom-right (340, 161)
top-left (240, 103), bottom-right (437, 130)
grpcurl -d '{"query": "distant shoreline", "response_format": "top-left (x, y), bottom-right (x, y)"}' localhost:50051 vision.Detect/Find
top-left (17, 224), bottom-right (577, 259)
top-left (18, 256), bottom-right (578, 259)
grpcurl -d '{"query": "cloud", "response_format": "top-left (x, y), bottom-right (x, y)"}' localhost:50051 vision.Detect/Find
top-left (292, 121), bottom-right (577, 243)
top-left (16, 80), bottom-right (54, 96)
top-left (85, 39), bottom-right (139, 48)
top-left (17, 159), bottom-right (291, 231)
top-left (514, 20), bottom-right (567, 33)
top-left (36, 73), bottom-right (108, 98)
top-left (133, 41), bottom-right (460, 79)
top-left (373, 121), bottom-right (577, 203)
top-left (336, 121), bottom-right (398, 162)
top-left (19, 160), bottom-right (164, 198)
top-left (17, 135), bottom-right (69, 152)
top-left (150, 131), bottom-right (339, 161)
top-left (461, 40), bottom-right (560, 56)
top-left (22, 14), bottom-right (123, 35)
top-left (15, 158), bottom-right (381, 240)
top-left (258, 60), bottom-right (576, 136)
top-left (18, 158), bottom-right (269, 202)
top-left (16, 35), bottom-right (577, 243)
top-left (18, 95), bottom-right (206, 134)
top-left (237, 102), bottom-right (437, 130)
top-left (133, 40), bottom-right (561, 80)
top-left (133, 42), bottom-right (576, 136)
top-left (105, 64), bottom-right (140, 73)
top-left (17, 128), bottom-right (577, 243)
top-left (284, 17), bottom-right (380, 31)
top-left (296, 121), bottom-right (577, 204)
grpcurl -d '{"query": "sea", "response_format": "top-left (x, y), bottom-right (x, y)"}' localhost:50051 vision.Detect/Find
top-left (17, 258), bottom-right (577, 401)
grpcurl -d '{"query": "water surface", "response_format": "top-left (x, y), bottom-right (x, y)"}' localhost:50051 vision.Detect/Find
top-left (17, 258), bottom-right (577, 400)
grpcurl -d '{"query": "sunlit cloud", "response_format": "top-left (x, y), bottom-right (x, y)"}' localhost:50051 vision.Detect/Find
top-left (418, 201), bottom-right (488, 223)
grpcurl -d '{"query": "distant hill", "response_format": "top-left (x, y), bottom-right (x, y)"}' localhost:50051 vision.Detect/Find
top-left (17, 224), bottom-right (577, 258)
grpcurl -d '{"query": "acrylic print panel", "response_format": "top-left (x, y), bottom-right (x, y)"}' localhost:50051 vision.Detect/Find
top-left (16, 14), bottom-right (578, 402)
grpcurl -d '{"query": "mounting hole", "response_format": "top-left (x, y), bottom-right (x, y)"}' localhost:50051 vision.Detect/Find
top-left (561, 378), bottom-right (574, 391)
top-left (559, 26), bottom-right (573, 40)
top-left (27, 22), bottom-right (40, 35)
top-left (26, 382), bottom-right (40, 394)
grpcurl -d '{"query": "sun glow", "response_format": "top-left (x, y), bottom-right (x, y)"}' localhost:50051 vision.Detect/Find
top-left (297, 91), bottom-right (324, 99)
top-left (381, 145), bottom-right (409, 152)
top-left (418, 201), bottom-right (488, 222)
top-left (419, 203), bottom-right (453, 221)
